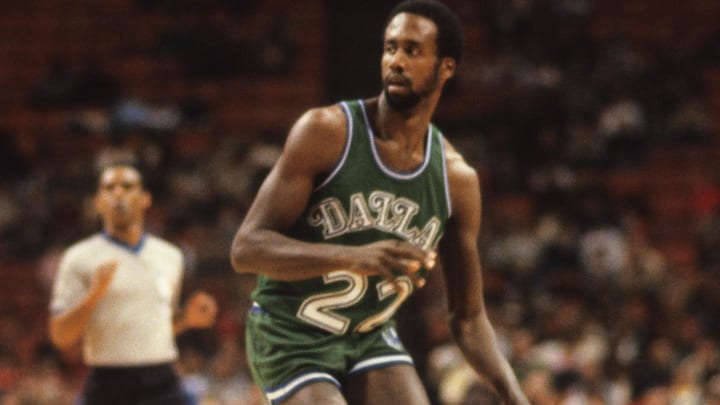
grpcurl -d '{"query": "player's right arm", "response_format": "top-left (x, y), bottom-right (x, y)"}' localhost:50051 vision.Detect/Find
top-left (439, 141), bottom-right (530, 405)
top-left (49, 260), bottom-right (117, 352)
top-left (230, 104), bottom-right (430, 284)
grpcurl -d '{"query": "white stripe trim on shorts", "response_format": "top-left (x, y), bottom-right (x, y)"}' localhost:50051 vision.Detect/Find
top-left (348, 354), bottom-right (414, 375)
top-left (265, 371), bottom-right (340, 404)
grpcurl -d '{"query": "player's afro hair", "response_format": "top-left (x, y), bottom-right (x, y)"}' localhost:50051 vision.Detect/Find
top-left (386, 0), bottom-right (464, 63)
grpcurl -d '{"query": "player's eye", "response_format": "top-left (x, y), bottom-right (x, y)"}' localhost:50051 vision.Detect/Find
top-left (406, 45), bottom-right (421, 56)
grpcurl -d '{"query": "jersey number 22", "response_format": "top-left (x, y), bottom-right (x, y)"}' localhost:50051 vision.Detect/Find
top-left (297, 270), bottom-right (412, 335)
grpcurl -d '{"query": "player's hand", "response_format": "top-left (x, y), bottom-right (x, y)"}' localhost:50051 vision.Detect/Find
top-left (350, 240), bottom-right (436, 288)
top-left (90, 260), bottom-right (118, 300)
top-left (182, 291), bottom-right (218, 329)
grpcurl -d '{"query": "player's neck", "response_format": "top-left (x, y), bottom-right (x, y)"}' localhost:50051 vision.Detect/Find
top-left (366, 96), bottom-right (437, 171)
top-left (375, 94), bottom-right (437, 141)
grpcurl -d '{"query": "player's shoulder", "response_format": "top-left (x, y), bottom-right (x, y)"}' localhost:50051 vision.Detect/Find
top-left (292, 103), bottom-right (347, 139)
top-left (440, 138), bottom-right (482, 222)
top-left (441, 137), bottom-right (479, 187)
top-left (281, 102), bottom-right (350, 171)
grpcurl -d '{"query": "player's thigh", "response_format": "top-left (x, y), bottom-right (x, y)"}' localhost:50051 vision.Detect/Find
top-left (282, 381), bottom-right (348, 405)
top-left (344, 364), bottom-right (431, 405)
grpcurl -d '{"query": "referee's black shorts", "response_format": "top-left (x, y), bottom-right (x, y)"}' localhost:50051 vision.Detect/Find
top-left (81, 362), bottom-right (190, 405)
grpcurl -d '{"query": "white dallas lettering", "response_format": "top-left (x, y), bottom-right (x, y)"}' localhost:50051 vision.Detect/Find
top-left (347, 193), bottom-right (374, 232)
top-left (368, 191), bottom-right (396, 232)
top-left (308, 199), bottom-right (347, 238)
top-left (410, 217), bottom-right (441, 250)
top-left (391, 197), bottom-right (420, 241)
top-left (307, 191), bottom-right (440, 249)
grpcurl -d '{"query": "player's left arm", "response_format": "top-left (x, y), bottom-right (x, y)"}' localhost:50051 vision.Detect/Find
top-left (439, 142), bottom-right (530, 405)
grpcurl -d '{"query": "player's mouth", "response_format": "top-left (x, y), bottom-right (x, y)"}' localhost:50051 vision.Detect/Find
top-left (385, 74), bottom-right (411, 91)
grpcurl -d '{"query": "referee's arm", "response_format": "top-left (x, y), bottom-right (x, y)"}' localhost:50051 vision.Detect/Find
top-left (49, 261), bottom-right (117, 351)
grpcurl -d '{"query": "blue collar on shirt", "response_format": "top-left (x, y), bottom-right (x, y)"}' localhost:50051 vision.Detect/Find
top-left (101, 231), bottom-right (147, 254)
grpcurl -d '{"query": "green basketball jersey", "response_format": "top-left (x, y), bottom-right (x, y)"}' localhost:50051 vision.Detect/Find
top-left (250, 99), bottom-right (452, 335)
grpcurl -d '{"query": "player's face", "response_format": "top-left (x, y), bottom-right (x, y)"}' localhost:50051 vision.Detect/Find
top-left (95, 166), bottom-right (150, 229)
top-left (381, 13), bottom-right (444, 111)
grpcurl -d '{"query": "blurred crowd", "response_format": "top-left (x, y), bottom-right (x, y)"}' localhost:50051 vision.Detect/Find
top-left (1, 0), bottom-right (720, 404)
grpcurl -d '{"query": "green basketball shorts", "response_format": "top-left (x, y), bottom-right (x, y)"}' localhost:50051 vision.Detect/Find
top-left (245, 302), bottom-right (414, 404)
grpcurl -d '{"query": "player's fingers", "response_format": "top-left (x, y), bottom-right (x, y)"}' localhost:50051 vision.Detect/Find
top-left (387, 240), bottom-right (427, 260)
top-left (424, 250), bottom-right (437, 270)
top-left (380, 256), bottom-right (424, 288)
top-left (386, 241), bottom-right (437, 268)
top-left (397, 258), bottom-right (426, 287)
top-left (398, 258), bottom-right (421, 273)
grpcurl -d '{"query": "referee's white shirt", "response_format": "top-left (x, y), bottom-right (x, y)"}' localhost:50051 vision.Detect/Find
top-left (50, 233), bottom-right (184, 366)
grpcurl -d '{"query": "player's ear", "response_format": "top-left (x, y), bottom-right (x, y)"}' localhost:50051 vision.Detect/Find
top-left (440, 57), bottom-right (456, 81)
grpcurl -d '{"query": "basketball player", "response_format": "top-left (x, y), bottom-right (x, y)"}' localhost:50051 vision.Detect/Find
top-left (230, 1), bottom-right (530, 404)
top-left (49, 163), bottom-right (218, 405)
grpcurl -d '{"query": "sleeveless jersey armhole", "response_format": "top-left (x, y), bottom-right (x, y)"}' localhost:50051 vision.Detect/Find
top-left (314, 101), bottom-right (354, 191)
top-left (438, 131), bottom-right (453, 218)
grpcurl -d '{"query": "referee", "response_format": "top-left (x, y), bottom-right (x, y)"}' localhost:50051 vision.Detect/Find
top-left (49, 163), bottom-right (217, 405)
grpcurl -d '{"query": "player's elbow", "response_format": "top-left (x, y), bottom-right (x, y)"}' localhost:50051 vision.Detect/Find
top-left (448, 308), bottom-right (484, 337)
top-left (229, 244), bottom-right (248, 274)
top-left (229, 232), bottom-right (255, 274)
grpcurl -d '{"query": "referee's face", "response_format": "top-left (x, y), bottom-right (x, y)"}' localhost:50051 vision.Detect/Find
top-left (95, 166), bottom-right (151, 230)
